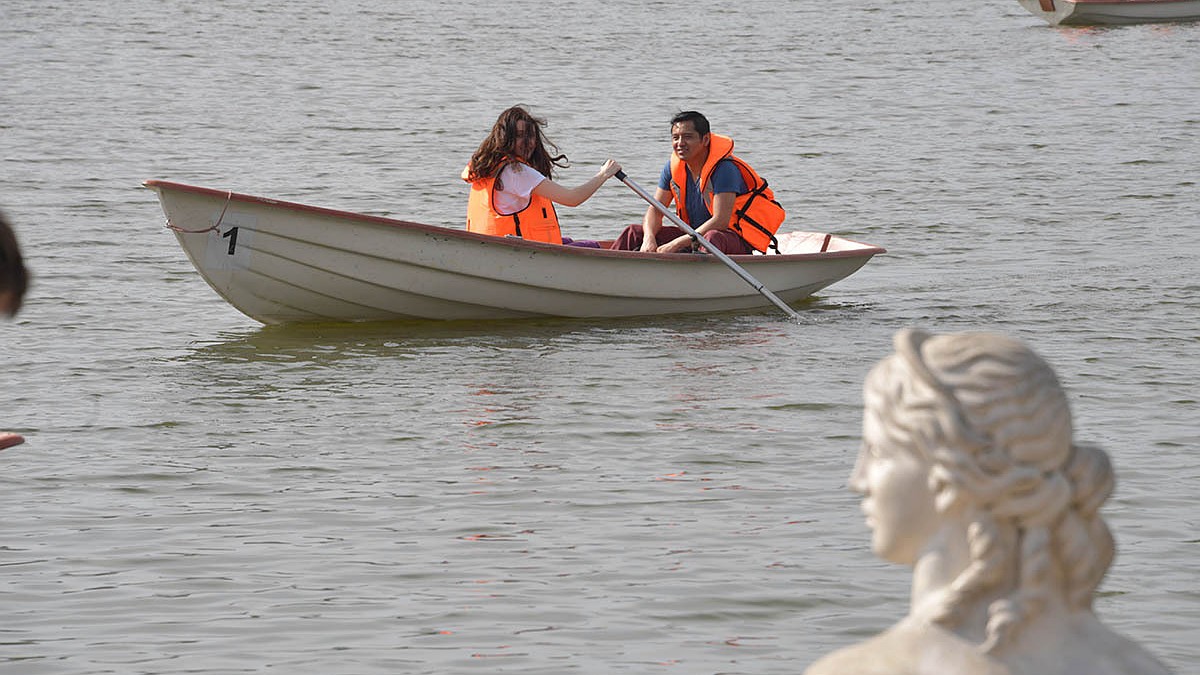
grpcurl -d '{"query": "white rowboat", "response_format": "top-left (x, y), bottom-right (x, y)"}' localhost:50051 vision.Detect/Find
top-left (146, 180), bottom-right (885, 325)
top-left (1017, 0), bottom-right (1200, 25)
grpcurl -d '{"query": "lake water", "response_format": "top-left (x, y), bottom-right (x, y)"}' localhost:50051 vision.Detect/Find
top-left (1, 1), bottom-right (1197, 673)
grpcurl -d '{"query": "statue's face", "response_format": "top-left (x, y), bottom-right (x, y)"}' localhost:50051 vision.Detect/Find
top-left (850, 406), bottom-right (940, 566)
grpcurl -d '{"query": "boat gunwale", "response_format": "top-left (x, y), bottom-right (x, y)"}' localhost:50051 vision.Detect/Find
top-left (1069, 0), bottom-right (1198, 5)
top-left (1018, 0), bottom-right (1200, 24)
top-left (144, 179), bottom-right (886, 262)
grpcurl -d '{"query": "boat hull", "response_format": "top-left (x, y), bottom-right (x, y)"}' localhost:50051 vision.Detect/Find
top-left (146, 180), bottom-right (884, 324)
top-left (1017, 0), bottom-right (1200, 25)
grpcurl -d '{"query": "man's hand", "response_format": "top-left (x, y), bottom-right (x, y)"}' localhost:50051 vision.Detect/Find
top-left (657, 235), bottom-right (695, 254)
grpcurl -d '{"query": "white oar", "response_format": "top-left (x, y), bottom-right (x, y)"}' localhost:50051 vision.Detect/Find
top-left (615, 170), bottom-right (800, 320)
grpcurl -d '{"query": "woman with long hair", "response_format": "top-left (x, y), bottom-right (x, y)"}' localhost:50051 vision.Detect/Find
top-left (807, 328), bottom-right (1170, 675)
top-left (464, 105), bottom-right (620, 246)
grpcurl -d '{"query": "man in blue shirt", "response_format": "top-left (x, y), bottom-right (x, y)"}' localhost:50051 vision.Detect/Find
top-left (610, 111), bottom-right (753, 254)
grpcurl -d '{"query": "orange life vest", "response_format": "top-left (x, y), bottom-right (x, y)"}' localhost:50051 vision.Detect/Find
top-left (462, 161), bottom-right (562, 245)
top-left (668, 134), bottom-right (786, 253)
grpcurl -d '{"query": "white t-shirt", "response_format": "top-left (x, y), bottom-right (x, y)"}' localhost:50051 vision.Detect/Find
top-left (493, 163), bottom-right (548, 215)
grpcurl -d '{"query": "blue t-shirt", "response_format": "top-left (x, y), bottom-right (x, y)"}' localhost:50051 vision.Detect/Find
top-left (658, 159), bottom-right (747, 227)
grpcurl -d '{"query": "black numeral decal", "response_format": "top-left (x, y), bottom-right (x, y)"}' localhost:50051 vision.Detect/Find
top-left (222, 227), bottom-right (239, 255)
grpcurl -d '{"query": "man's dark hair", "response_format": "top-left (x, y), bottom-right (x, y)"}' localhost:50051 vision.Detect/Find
top-left (670, 110), bottom-right (710, 136)
top-left (0, 211), bottom-right (29, 317)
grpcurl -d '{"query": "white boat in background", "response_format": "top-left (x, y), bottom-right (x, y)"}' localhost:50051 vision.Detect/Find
top-left (145, 180), bottom-right (884, 325)
top-left (1018, 0), bottom-right (1200, 25)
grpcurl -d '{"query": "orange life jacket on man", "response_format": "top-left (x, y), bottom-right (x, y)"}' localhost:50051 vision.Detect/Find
top-left (462, 161), bottom-right (562, 245)
top-left (668, 134), bottom-right (786, 253)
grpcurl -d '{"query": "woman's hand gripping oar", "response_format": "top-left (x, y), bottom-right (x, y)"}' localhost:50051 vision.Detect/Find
top-left (614, 170), bottom-right (800, 320)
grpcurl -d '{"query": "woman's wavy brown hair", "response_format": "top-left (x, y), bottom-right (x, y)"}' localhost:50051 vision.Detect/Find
top-left (467, 105), bottom-right (569, 190)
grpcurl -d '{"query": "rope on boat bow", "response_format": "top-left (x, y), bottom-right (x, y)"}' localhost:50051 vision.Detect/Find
top-left (164, 190), bottom-right (234, 234)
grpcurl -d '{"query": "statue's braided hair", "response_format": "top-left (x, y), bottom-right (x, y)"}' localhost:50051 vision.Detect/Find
top-left (864, 329), bottom-right (1115, 654)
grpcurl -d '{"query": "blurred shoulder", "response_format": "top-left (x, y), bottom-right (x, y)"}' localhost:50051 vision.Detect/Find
top-left (806, 623), bottom-right (1010, 675)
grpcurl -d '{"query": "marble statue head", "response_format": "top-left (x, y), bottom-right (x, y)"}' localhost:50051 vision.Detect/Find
top-left (807, 328), bottom-right (1170, 675)
top-left (855, 328), bottom-right (1114, 650)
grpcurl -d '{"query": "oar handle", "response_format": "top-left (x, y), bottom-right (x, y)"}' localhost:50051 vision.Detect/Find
top-left (615, 171), bottom-right (800, 320)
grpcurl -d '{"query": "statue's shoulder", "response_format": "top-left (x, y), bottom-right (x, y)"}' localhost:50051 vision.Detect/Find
top-left (1057, 615), bottom-right (1175, 675)
top-left (804, 628), bottom-right (925, 675)
top-left (805, 639), bottom-right (898, 675)
top-left (805, 623), bottom-right (1011, 675)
